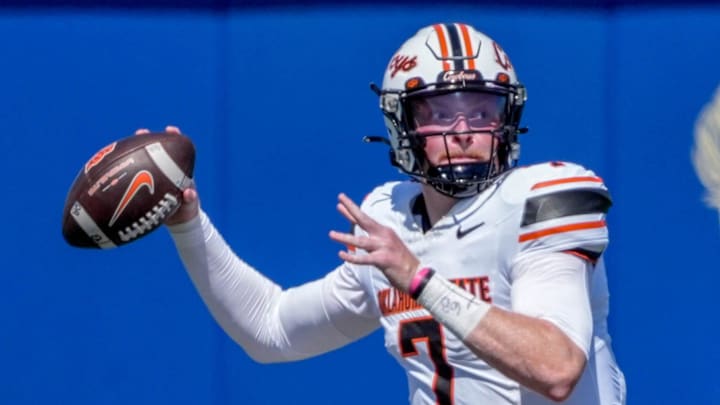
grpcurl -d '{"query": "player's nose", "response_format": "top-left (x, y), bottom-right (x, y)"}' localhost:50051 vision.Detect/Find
top-left (450, 117), bottom-right (474, 148)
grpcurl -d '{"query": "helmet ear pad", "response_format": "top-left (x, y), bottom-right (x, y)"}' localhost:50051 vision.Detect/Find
top-left (408, 134), bottom-right (427, 168)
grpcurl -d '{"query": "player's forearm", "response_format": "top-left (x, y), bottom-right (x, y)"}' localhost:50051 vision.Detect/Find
top-left (168, 211), bottom-right (364, 363)
top-left (413, 270), bottom-right (585, 401)
top-left (464, 308), bottom-right (586, 401)
top-left (168, 211), bottom-right (291, 362)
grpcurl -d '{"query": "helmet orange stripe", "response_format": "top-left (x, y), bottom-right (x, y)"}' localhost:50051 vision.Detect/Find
top-left (432, 24), bottom-right (451, 71)
top-left (458, 23), bottom-right (475, 70)
top-left (519, 220), bottom-right (606, 242)
top-left (531, 176), bottom-right (603, 190)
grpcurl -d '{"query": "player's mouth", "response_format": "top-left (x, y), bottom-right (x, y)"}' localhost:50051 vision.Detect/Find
top-left (441, 153), bottom-right (487, 165)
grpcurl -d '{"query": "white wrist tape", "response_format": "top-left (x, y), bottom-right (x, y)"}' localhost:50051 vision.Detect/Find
top-left (416, 272), bottom-right (491, 340)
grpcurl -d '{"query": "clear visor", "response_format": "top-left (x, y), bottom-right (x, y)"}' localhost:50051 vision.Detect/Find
top-left (407, 91), bottom-right (507, 131)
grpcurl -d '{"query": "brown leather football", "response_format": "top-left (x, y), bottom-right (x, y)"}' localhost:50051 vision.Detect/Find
top-left (62, 132), bottom-right (195, 248)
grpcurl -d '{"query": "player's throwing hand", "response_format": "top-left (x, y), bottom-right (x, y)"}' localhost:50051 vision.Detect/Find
top-left (135, 125), bottom-right (200, 226)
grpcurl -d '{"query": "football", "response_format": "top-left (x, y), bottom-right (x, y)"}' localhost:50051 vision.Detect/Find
top-left (62, 132), bottom-right (195, 249)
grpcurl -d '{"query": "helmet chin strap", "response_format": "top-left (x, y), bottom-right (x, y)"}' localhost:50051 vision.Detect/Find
top-left (426, 163), bottom-right (494, 198)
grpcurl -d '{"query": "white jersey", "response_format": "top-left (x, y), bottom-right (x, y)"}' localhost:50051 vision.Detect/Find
top-left (346, 161), bottom-right (622, 404)
top-left (170, 161), bottom-right (625, 405)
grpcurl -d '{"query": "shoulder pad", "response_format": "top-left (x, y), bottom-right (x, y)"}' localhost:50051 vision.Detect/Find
top-left (350, 181), bottom-right (421, 238)
top-left (502, 162), bottom-right (611, 260)
top-left (360, 181), bottom-right (420, 216)
top-left (501, 161), bottom-right (608, 202)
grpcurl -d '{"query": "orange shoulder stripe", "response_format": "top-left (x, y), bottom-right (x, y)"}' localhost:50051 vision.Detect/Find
top-left (531, 176), bottom-right (603, 190)
top-left (519, 220), bottom-right (606, 242)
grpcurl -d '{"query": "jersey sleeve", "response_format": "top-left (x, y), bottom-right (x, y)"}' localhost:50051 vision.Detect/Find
top-left (358, 180), bottom-right (418, 230)
top-left (512, 162), bottom-right (612, 263)
top-left (510, 252), bottom-right (593, 357)
top-left (168, 211), bottom-right (380, 364)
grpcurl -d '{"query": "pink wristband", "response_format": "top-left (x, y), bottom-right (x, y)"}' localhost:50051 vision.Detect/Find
top-left (408, 267), bottom-right (434, 299)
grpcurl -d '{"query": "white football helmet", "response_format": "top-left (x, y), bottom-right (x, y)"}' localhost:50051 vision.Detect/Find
top-left (374, 23), bottom-right (527, 198)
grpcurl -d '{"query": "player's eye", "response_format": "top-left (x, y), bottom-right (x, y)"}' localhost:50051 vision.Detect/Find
top-left (467, 109), bottom-right (494, 126)
top-left (469, 109), bottom-right (488, 120)
top-left (432, 110), bottom-right (456, 123)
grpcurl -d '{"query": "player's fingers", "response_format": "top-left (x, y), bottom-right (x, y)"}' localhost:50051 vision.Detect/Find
top-left (165, 125), bottom-right (181, 134)
top-left (329, 230), bottom-right (377, 251)
top-left (135, 128), bottom-right (150, 136)
top-left (166, 189), bottom-right (200, 226)
top-left (338, 250), bottom-right (375, 265)
top-left (183, 188), bottom-right (199, 204)
top-left (338, 193), bottom-right (381, 232)
top-left (329, 230), bottom-right (354, 249)
top-left (336, 202), bottom-right (357, 225)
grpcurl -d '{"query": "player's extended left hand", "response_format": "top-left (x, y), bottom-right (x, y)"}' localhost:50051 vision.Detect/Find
top-left (329, 193), bottom-right (420, 292)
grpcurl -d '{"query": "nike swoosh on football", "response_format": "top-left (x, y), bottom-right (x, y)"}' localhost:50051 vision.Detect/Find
top-left (109, 170), bottom-right (155, 226)
top-left (456, 221), bottom-right (486, 238)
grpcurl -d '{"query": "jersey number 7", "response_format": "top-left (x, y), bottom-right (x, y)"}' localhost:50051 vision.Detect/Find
top-left (400, 316), bottom-right (454, 405)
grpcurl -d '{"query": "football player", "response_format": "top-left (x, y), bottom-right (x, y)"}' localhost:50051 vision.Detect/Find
top-left (158, 23), bottom-right (626, 404)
